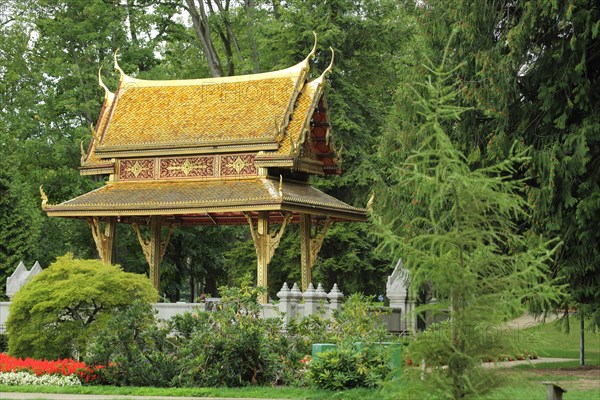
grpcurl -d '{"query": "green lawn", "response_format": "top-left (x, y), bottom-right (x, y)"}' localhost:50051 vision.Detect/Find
top-left (521, 319), bottom-right (600, 364)
top-left (0, 385), bottom-right (381, 400)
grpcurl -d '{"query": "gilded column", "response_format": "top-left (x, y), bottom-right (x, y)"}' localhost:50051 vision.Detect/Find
top-left (133, 217), bottom-right (173, 291)
top-left (299, 215), bottom-right (333, 291)
top-left (149, 215), bottom-right (162, 290)
top-left (87, 216), bottom-right (117, 265)
top-left (300, 213), bottom-right (312, 291)
top-left (256, 212), bottom-right (270, 304)
top-left (244, 211), bottom-right (291, 304)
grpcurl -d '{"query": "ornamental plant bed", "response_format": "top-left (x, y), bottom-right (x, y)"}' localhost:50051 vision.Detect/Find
top-left (0, 353), bottom-right (104, 383)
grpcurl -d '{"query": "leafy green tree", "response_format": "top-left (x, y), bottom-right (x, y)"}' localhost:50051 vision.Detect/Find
top-left (7, 254), bottom-right (158, 359)
top-left (0, 164), bottom-right (41, 299)
top-left (509, 1), bottom-right (600, 331)
top-left (404, 1), bottom-right (599, 365)
top-left (374, 43), bottom-right (562, 399)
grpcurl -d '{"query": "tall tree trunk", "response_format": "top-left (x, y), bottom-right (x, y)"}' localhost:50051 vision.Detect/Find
top-left (207, 0), bottom-right (236, 76)
top-left (272, 0), bottom-right (281, 20)
top-left (245, 0), bottom-right (260, 72)
top-left (126, 0), bottom-right (138, 44)
top-left (185, 0), bottom-right (224, 77)
top-left (189, 270), bottom-right (195, 302)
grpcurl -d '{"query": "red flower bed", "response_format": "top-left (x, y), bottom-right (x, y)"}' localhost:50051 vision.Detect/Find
top-left (0, 353), bottom-right (104, 383)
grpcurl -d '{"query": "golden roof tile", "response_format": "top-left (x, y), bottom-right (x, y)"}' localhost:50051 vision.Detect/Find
top-left (94, 58), bottom-right (311, 157)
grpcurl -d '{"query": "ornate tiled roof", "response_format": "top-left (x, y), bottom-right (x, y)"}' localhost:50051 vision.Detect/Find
top-left (43, 178), bottom-right (366, 222)
top-left (79, 42), bottom-right (341, 175)
top-left (92, 57), bottom-right (311, 158)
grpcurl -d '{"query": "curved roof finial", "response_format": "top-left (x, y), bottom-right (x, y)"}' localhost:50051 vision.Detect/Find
top-left (114, 48), bottom-right (125, 78)
top-left (323, 47), bottom-right (335, 75)
top-left (40, 185), bottom-right (49, 209)
top-left (98, 66), bottom-right (113, 100)
top-left (314, 47), bottom-right (335, 85)
top-left (80, 141), bottom-right (86, 164)
top-left (307, 31), bottom-right (318, 60)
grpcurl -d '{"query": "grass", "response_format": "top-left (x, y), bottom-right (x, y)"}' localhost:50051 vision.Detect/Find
top-left (0, 385), bottom-right (382, 400)
top-left (519, 319), bottom-right (600, 364)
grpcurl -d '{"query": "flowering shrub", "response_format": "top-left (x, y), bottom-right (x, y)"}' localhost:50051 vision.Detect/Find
top-left (0, 371), bottom-right (81, 386)
top-left (0, 353), bottom-right (103, 383)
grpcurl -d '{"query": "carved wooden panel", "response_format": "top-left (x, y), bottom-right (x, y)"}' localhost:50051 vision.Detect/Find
top-left (119, 159), bottom-right (156, 180)
top-left (159, 156), bottom-right (215, 179)
top-left (220, 154), bottom-right (257, 176)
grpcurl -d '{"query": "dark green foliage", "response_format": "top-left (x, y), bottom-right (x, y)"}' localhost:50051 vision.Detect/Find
top-left (0, 333), bottom-right (8, 353)
top-left (81, 283), bottom-right (393, 389)
top-left (329, 294), bottom-right (389, 345)
top-left (86, 300), bottom-right (177, 387)
top-left (7, 254), bottom-right (158, 359)
top-left (414, 0), bottom-right (600, 328)
top-left (0, 164), bottom-right (40, 299)
top-left (375, 41), bottom-right (563, 398)
top-left (306, 345), bottom-right (391, 390)
top-left (172, 282), bottom-right (285, 387)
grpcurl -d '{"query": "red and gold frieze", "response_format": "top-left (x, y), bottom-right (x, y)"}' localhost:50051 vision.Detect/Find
top-left (159, 156), bottom-right (215, 179)
top-left (119, 159), bottom-right (156, 180)
top-left (117, 154), bottom-right (258, 181)
top-left (220, 154), bottom-right (257, 176)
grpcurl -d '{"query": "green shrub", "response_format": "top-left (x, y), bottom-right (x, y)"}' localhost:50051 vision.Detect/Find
top-left (6, 254), bottom-right (158, 359)
top-left (306, 344), bottom-right (391, 390)
top-left (174, 283), bottom-right (286, 387)
top-left (330, 294), bottom-right (389, 345)
top-left (85, 300), bottom-right (177, 387)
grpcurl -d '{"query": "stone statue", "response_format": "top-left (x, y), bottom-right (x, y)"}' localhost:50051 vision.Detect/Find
top-left (385, 258), bottom-right (416, 333)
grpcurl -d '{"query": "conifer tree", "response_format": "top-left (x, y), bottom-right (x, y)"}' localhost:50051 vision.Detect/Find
top-left (374, 39), bottom-right (562, 399)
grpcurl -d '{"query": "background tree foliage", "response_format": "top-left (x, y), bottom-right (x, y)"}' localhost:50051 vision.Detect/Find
top-left (407, 0), bottom-right (600, 327)
top-left (0, 0), bottom-right (597, 316)
top-left (374, 42), bottom-right (562, 398)
top-left (0, 0), bottom-right (407, 299)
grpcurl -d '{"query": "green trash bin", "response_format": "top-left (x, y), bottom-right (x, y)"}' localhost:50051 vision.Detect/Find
top-left (355, 341), bottom-right (403, 377)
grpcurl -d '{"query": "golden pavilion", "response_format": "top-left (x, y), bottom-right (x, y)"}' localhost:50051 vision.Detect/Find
top-left (42, 38), bottom-right (367, 302)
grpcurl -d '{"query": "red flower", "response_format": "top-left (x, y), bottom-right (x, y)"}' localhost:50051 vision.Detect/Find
top-left (0, 353), bottom-right (104, 382)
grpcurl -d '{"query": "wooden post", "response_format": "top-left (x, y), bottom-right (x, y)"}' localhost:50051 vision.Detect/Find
top-left (244, 211), bottom-right (291, 304)
top-left (132, 217), bottom-right (174, 292)
top-left (149, 215), bottom-right (162, 290)
top-left (300, 213), bottom-right (312, 291)
top-left (88, 216), bottom-right (116, 265)
top-left (580, 313), bottom-right (585, 366)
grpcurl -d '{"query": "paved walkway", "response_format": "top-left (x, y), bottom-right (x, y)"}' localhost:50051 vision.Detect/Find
top-left (503, 311), bottom-right (560, 329)
top-left (481, 357), bottom-right (577, 369)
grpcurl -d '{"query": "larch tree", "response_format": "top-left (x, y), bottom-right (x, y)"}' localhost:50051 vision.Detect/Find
top-left (374, 38), bottom-right (563, 399)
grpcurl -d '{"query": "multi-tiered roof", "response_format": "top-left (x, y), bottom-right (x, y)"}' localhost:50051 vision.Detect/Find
top-left (44, 44), bottom-right (365, 224)
top-left (42, 39), bottom-right (366, 298)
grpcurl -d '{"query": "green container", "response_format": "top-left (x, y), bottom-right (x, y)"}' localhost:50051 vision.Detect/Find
top-left (311, 343), bottom-right (337, 359)
top-left (387, 342), bottom-right (403, 376)
top-left (354, 341), bottom-right (403, 377)
top-left (312, 342), bottom-right (403, 377)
